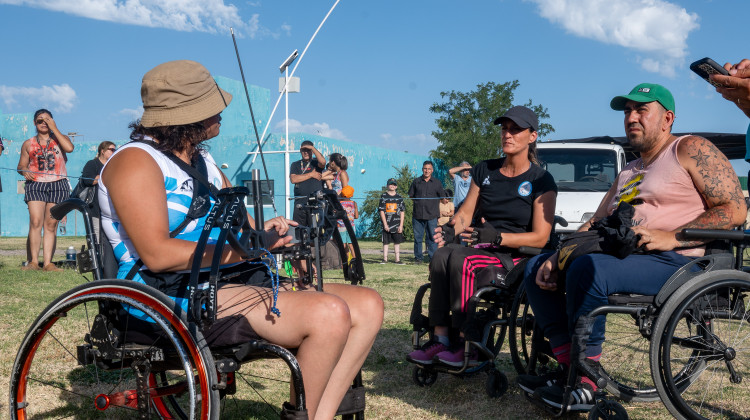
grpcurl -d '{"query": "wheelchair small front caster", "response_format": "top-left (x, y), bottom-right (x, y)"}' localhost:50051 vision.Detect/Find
top-left (485, 369), bottom-right (508, 398)
top-left (412, 366), bottom-right (438, 387)
top-left (588, 399), bottom-right (628, 420)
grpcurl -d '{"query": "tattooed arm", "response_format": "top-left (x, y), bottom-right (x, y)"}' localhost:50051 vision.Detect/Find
top-left (633, 135), bottom-right (747, 251)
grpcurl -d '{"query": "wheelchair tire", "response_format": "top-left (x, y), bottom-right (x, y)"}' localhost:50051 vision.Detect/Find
top-left (587, 399), bottom-right (629, 420)
top-left (508, 285), bottom-right (550, 375)
top-left (650, 270), bottom-right (750, 420)
top-left (412, 366), bottom-right (438, 387)
top-left (485, 369), bottom-right (508, 398)
top-left (9, 279), bottom-right (220, 420)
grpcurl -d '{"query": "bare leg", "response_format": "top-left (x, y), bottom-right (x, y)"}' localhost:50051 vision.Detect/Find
top-left (42, 202), bottom-right (59, 266)
top-left (382, 244), bottom-right (388, 262)
top-left (26, 201), bottom-right (46, 266)
top-left (394, 243), bottom-right (401, 262)
top-left (314, 284), bottom-right (383, 419)
top-left (213, 284), bottom-right (352, 420)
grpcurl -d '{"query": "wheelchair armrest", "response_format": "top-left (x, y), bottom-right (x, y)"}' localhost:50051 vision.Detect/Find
top-left (50, 198), bottom-right (90, 221)
top-left (681, 228), bottom-right (748, 244)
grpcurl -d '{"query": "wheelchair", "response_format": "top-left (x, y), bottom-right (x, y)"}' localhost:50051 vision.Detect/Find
top-left (406, 217), bottom-right (567, 398)
top-left (9, 184), bottom-right (367, 420)
top-left (519, 228), bottom-right (750, 419)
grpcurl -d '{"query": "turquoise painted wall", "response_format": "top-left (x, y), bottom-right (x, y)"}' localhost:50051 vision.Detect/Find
top-left (0, 77), bottom-right (439, 237)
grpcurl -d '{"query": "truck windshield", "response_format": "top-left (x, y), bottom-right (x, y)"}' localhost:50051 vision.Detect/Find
top-left (537, 149), bottom-right (617, 192)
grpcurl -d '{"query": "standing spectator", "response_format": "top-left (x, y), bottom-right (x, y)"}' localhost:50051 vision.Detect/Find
top-left (378, 178), bottom-right (405, 264)
top-left (449, 161), bottom-right (472, 209)
top-left (289, 140), bottom-right (325, 225)
top-left (711, 58), bottom-right (750, 180)
top-left (75, 141), bottom-right (117, 243)
top-left (339, 185), bottom-right (359, 258)
top-left (408, 161), bottom-right (445, 263)
top-left (323, 152), bottom-right (349, 194)
top-left (17, 109), bottom-right (74, 271)
top-left (438, 190), bottom-right (454, 226)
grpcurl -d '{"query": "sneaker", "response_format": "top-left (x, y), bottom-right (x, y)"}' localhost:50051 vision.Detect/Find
top-left (517, 365), bottom-right (567, 394)
top-left (534, 382), bottom-right (596, 411)
top-left (435, 344), bottom-right (479, 367)
top-left (407, 340), bottom-right (448, 365)
top-left (21, 262), bottom-right (41, 271)
top-left (43, 263), bottom-right (64, 272)
top-left (395, 260), bottom-right (405, 265)
top-left (379, 260), bottom-right (387, 264)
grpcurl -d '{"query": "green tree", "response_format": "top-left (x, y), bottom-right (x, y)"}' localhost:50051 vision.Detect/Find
top-left (359, 165), bottom-right (416, 240)
top-left (429, 80), bottom-right (554, 167)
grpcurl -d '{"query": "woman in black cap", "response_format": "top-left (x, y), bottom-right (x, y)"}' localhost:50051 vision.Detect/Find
top-left (99, 60), bottom-right (383, 419)
top-left (407, 105), bottom-right (557, 367)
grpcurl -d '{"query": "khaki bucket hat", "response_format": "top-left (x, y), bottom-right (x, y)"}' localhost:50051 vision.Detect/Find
top-left (140, 60), bottom-right (232, 128)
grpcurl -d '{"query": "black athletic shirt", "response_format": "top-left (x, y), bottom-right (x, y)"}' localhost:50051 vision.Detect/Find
top-left (470, 158), bottom-right (557, 233)
top-left (290, 158), bottom-right (324, 202)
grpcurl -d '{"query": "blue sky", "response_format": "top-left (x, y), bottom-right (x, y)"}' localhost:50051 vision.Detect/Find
top-left (1, 0), bottom-right (749, 163)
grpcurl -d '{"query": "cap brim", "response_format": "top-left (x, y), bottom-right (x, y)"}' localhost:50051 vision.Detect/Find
top-left (493, 115), bottom-right (535, 131)
top-left (610, 94), bottom-right (655, 111)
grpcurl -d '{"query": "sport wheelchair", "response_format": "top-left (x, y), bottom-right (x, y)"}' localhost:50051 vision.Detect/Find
top-left (9, 182), bottom-right (367, 420)
top-left (519, 229), bottom-right (750, 419)
top-left (406, 217), bottom-right (566, 398)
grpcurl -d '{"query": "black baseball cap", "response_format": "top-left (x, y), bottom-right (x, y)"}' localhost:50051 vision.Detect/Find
top-left (493, 106), bottom-right (539, 132)
top-left (387, 178), bottom-right (398, 186)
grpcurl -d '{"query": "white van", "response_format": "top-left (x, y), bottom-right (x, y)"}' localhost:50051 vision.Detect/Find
top-left (537, 142), bottom-right (627, 234)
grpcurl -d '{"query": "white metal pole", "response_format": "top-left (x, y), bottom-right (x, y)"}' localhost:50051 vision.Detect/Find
top-left (284, 67), bottom-right (291, 219)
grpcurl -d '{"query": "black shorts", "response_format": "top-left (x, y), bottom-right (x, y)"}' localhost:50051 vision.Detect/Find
top-left (292, 203), bottom-right (310, 226)
top-left (382, 231), bottom-right (405, 245)
top-left (24, 179), bottom-right (70, 203)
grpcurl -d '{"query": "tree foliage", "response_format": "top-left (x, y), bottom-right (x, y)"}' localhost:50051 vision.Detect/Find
top-left (359, 165), bottom-right (416, 240)
top-left (429, 80), bottom-right (554, 167)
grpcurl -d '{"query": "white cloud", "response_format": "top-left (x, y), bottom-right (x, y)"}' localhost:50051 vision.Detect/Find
top-left (118, 107), bottom-right (143, 121)
top-left (0, 0), bottom-right (288, 37)
top-left (0, 83), bottom-right (77, 113)
top-left (379, 132), bottom-right (437, 155)
top-left (276, 119), bottom-right (349, 141)
top-left (527, 0), bottom-right (699, 77)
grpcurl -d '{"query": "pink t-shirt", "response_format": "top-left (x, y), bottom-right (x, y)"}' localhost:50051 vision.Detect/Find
top-left (607, 136), bottom-right (707, 257)
top-left (26, 136), bottom-right (68, 182)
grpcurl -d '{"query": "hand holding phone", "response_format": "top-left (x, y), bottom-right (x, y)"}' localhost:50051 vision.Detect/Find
top-left (690, 57), bottom-right (730, 87)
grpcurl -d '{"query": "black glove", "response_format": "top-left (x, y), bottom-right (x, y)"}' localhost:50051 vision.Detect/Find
top-left (440, 224), bottom-right (456, 244)
top-left (468, 222), bottom-right (502, 246)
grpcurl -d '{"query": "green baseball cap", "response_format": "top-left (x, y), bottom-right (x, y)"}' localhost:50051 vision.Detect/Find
top-left (610, 83), bottom-right (675, 113)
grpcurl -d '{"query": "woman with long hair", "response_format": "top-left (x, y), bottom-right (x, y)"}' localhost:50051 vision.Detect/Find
top-left (323, 152), bottom-right (349, 193)
top-left (99, 60), bottom-right (383, 419)
top-left (406, 106), bottom-right (557, 366)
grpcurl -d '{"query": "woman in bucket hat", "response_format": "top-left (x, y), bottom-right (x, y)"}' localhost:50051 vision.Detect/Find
top-left (98, 60), bottom-right (383, 419)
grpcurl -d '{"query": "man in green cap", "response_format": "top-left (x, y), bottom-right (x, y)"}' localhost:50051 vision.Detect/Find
top-left (516, 83), bottom-right (747, 411)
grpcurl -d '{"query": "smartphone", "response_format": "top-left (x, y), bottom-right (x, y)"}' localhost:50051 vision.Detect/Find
top-left (690, 57), bottom-right (730, 87)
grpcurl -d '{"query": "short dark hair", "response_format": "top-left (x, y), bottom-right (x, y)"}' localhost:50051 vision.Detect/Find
top-left (34, 109), bottom-right (53, 120)
top-left (422, 160), bottom-right (434, 168)
top-left (301, 140), bottom-right (314, 148)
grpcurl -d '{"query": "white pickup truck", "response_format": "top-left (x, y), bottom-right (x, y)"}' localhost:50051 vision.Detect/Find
top-left (537, 142), bottom-right (627, 234)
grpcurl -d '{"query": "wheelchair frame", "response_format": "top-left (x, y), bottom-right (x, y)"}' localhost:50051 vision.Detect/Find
top-left (9, 184), bottom-right (367, 420)
top-left (523, 228), bottom-right (750, 419)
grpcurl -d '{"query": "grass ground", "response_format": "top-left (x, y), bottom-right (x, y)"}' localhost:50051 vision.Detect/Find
top-left (0, 237), bottom-right (688, 419)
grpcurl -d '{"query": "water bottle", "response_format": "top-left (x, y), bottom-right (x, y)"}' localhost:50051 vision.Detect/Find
top-left (66, 246), bottom-right (76, 262)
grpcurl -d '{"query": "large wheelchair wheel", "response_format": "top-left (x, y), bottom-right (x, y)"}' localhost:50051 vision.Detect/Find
top-left (9, 280), bottom-right (220, 419)
top-left (597, 310), bottom-right (659, 402)
top-left (651, 270), bottom-right (750, 420)
top-left (508, 285), bottom-right (550, 374)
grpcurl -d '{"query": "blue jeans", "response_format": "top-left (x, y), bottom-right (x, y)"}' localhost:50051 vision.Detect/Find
top-left (524, 251), bottom-right (693, 357)
top-left (412, 218), bottom-right (438, 261)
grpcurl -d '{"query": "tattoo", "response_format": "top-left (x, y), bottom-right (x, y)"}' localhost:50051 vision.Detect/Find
top-left (684, 136), bottom-right (745, 213)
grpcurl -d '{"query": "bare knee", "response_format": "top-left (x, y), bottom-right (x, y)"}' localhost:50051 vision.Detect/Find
top-left (307, 294), bottom-right (352, 338)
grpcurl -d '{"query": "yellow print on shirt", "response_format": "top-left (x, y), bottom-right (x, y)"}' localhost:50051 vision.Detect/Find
top-left (617, 174), bottom-right (644, 205)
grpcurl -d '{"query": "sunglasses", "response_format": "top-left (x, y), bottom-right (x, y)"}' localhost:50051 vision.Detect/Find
top-left (35, 119), bottom-right (46, 124)
top-left (107, 147), bottom-right (117, 152)
top-left (502, 126), bottom-right (529, 135)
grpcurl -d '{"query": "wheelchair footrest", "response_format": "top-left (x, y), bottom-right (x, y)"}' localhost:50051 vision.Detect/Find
top-left (280, 401), bottom-right (309, 420)
top-left (335, 384), bottom-right (366, 416)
